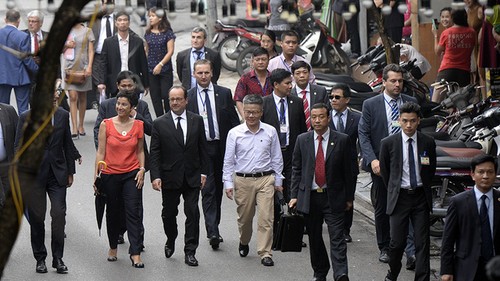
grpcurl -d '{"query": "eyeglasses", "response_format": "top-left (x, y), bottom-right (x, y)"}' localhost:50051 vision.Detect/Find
top-left (329, 95), bottom-right (344, 100)
top-left (243, 110), bottom-right (262, 116)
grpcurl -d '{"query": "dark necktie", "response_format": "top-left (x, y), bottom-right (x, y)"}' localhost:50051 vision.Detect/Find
top-left (390, 99), bottom-right (400, 135)
top-left (408, 138), bottom-right (417, 189)
top-left (195, 50), bottom-right (203, 60)
top-left (176, 116), bottom-right (184, 145)
top-left (301, 90), bottom-right (311, 130)
top-left (203, 89), bottom-right (216, 140)
top-left (480, 194), bottom-right (494, 261)
top-left (336, 112), bottom-right (344, 133)
top-left (279, 98), bottom-right (286, 147)
top-left (34, 33), bottom-right (39, 54)
top-left (105, 15), bottom-right (112, 38)
top-left (315, 134), bottom-right (326, 187)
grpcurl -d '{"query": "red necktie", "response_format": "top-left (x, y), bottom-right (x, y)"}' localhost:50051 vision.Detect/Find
top-left (34, 33), bottom-right (39, 54)
top-left (315, 134), bottom-right (326, 187)
top-left (302, 90), bottom-right (311, 130)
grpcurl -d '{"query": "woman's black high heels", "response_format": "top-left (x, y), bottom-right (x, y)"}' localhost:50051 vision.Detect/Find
top-left (129, 255), bottom-right (144, 268)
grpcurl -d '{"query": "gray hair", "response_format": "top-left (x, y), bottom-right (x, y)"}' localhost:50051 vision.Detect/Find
top-left (242, 94), bottom-right (263, 107)
top-left (27, 10), bottom-right (44, 23)
top-left (191, 26), bottom-right (207, 39)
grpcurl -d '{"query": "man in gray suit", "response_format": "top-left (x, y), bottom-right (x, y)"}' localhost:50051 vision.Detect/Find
top-left (291, 61), bottom-right (328, 131)
top-left (289, 103), bottom-right (353, 281)
top-left (358, 64), bottom-right (417, 263)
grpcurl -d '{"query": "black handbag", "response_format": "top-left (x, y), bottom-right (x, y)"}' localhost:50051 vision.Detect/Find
top-left (272, 195), bottom-right (305, 252)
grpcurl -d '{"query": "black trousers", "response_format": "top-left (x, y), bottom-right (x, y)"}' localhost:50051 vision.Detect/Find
top-left (388, 189), bottom-right (430, 281)
top-left (274, 147), bottom-right (292, 235)
top-left (202, 141), bottom-right (223, 238)
top-left (343, 175), bottom-right (358, 235)
top-left (161, 180), bottom-right (200, 255)
top-left (306, 191), bottom-right (347, 280)
top-left (102, 170), bottom-right (144, 255)
top-left (372, 173), bottom-right (391, 251)
top-left (0, 160), bottom-right (9, 208)
top-left (28, 169), bottom-right (67, 262)
top-left (148, 71), bottom-right (173, 118)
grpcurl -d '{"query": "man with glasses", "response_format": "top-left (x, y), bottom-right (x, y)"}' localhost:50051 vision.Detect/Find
top-left (150, 86), bottom-right (209, 267)
top-left (329, 83), bottom-right (360, 243)
top-left (223, 94), bottom-right (284, 267)
top-left (358, 64), bottom-right (417, 264)
top-left (234, 47), bottom-right (273, 118)
top-left (24, 10), bottom-right (48, 65)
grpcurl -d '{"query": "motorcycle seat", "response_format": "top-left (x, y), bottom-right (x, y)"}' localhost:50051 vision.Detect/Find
top-left (236, 19), bottom-right (266, 28)
top-left (436, 156), bottom-right (477, 169)
top-left (436, 146), bottom-right (485, 158)
top-left (240, 26), bottom-right (266, 33)
top-left (435, 140), bottom-right (483, 149)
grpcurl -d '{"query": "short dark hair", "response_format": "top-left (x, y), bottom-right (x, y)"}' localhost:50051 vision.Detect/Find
top-left (168, 85), bottom-right (187, 99)
top-left (451, 9), bottom-right (468, 27)
top-left (262, 30), bottom-right (276, 43)
top-left (194, 59), bottom-right (213, 71)
top-left (242, 94), bottom-right (264, 107)
top-left (252, 47), bottom-right (269, 58)
top-left (116, 91), bottom-right (139, 107)
top-left (440, 7), bottom-right (451, 16)
top-left (311, 103), bottom-right (330, 117)
top-left (116, 70), bottom-right (134, 84)
top-left (330, 83), bottom-right (351, 98)
top-left (382, 63), bottom-right (404, 81)
top-left (270, 69), bottom-right (291, 86)
top-left (291, 61), bottom-right (310, 73)
top-left (471, 154), bottom-right (498, 173)
top-left (281, 30), bottom-right (300, 42)
top-left (399, 102), bottom-right (422, 118)
top-left (5, 10), bottom-right (20, 23)
top-left (115, 10), bottom-right (130, 21)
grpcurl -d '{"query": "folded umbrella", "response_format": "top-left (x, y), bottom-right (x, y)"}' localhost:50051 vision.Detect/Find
top-left (94, 161), bottom-right (107, 236)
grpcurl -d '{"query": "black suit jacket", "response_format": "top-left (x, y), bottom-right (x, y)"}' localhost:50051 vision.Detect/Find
top-left (16, 108), bottom-right (77, 186)
top-left (186, 84), bottom-right (239, 154)
top-left (97, 32), bottom-right (149, 95)
top-left (291, 130), bottom-right (354, 214)
top-left (379, 131), bottom-right (437, 215)
top-left (358, 93), bottom-right (417, 172)
top-left (290, 84), bottom-right (329, 108)
top-left (0, 103), bottom-right (18, 163)
top-left (441, 189), bottom-right (500, 280)
top-left (150, 111), bottom-right (209, 189)
top-left (176, 47), bottom-right (221, 90)
top-left (261, 94), bottom-right (307, 151)
top-left (91, 14), bottom-right (116, 86)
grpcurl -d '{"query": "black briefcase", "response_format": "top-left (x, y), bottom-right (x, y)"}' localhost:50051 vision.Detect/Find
top-left (272, 204), bottom-right (305, 252)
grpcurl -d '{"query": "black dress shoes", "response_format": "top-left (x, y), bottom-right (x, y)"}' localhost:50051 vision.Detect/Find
top-left (379, 250), bottom-right (390, 263)
top-left (384, 270), bottom-right (395, 281)
top-left (218, 235), bottom-right (224, 242)
top-left (336, 274), bottom-right (349, 281)
top-left (36, 260), bottom-right (47, 273)
top-left (261, 257), bottom-right (274, 266)
top-left (239, 243), bottom-right (249, 257)
top-left (209, 235), bottom-right (220, 250)
top-left (185, 254), bottom-right (198, 266)
top-left (164, 242), bottom-right (175, 258)
top-left (406, 255), bottom-right (416, 270)
top-left (117, 234), bottom-right (125, 244)
top-left (311, 277), bottom-right (326, 281)
top-left (344, 233), bottom-right (352, 243)
top-left (52, 258), bottom-right (68, 274)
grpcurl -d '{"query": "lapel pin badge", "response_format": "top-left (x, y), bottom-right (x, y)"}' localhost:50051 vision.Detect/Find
top-left (330, 142), bottom-right (334, 146)
top-left (290, 100), bottom-right (293, 104)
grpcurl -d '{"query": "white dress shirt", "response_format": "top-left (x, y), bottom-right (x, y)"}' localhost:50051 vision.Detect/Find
top-left (401, 132), bottom-right (422, 188)
top-left (118, 33), bottom-right (129, 71)
top-left (223, 121), bottom-right (284, 189)
top-left (296, 84), bottom-right (311, 110)
top-left (171, 110), bottom-right (187, 144)
top-left (30, 31), bottom-right (42, 54)
top-left (96, 14), bottom-right (114, 54)
top-left (196, 83), bottom-right (220, 141)
top-left (383, 92), bottom-right (402, 132)
top-left (272, 93), bottom-right (290, 146)
top-left (332, 108), bottom-right (347, 130)
top-left (190, 47), bottom-right (205, 88)
top-left (474, 186), bottom-right (494, 238)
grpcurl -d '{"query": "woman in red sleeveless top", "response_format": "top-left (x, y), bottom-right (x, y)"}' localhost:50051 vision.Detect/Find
top-left (95, 91), bottom-right (145, 268)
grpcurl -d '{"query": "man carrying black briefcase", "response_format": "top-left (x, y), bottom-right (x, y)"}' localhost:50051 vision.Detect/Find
top-left (289, 103), bottom-right (354, 281)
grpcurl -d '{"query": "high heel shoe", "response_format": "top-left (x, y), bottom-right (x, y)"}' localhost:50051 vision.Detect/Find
top-left (107, 249), bottom-right (117, 262)
top-left (129, 255), bottom-right (144, 268)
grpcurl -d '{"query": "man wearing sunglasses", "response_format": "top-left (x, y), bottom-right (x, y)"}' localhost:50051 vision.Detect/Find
top-left (329, 83), bottom-right (360, 244)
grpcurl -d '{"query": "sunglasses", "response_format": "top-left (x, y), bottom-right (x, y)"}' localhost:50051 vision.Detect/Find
top-left (329, 95), bottom-right (344, 100)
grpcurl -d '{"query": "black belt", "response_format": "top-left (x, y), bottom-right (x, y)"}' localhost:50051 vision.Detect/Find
top-left (281, 146), bottom-right (288, 151)
top-left (400, 187), bottom-right (423, 195)
top-left (236, 170), bottom-right (274, 178)
top-left (311, 187), bottom-right (327, 193)
top-left (207, 140), bottom-right (220, 143)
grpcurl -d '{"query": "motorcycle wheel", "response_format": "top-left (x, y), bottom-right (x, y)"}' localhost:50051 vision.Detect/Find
top-left (429, 181), bottom-right (463, 237)
top-left (218, 35), bottom-right (239, 72)
top-left (325, 41), bottom-right (352, 75)
top-left (236, 46), bottom-right (258, 76)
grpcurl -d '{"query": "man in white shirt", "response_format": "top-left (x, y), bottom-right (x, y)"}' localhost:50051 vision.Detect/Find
top-left (24, 10), bottom-right (47, 65)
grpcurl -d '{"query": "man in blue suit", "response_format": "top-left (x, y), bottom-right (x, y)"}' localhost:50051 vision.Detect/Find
top-left (0, 10), bottom-right (38, 114)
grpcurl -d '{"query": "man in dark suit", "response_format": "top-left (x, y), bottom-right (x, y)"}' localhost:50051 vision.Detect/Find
top-left (0, 10), bottom-right (38, 114)
top-left (328, 83), bottom-right (361, 243)
top-left (379, 102), bottom-right (437, 281)
top-left (441, 155), bottom-right (500, 281)
top-left (150, 86), bottom-right (209, 267)
top-left (186, 59), bottom-right (239, 249)
top-left (176, 27), bottom-right (221, 91)
top-left (358, 63), bottom-right (417, 263)
top-left (24, 10), bottom-right (48, 65)
top-left (289, 103), bottom-right (353, 281)
top-left (16, 88), bottom-right (78, 274)
top-left (0, 103), bottom-right (18, 209)
top-left (291, 61), bottom-right (328, 131)
top-left (96, 10), bottom-right (148, 98)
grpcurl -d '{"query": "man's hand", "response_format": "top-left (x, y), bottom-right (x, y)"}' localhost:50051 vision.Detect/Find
top-left (371, 159), bottom-right (381, 176)
top-left (274, 186), bottom-right (283, 192)
top-left (130, 108), bottom-right (137, 119)
top-left (289, 198), bottom-right (297, 208)
top-left (441, 275), bottom-right (453, 281)
top-left (345, 201), bottom-right (353, 211)
top-left (226, 188), bottom-right (234, 200)
top-left (200, 175), bottom-right (207, 189)
top-left (143, 88), bottom-right (149, 96)
top-left (97, 84), bottom-right (106, 92)
top-left (152, 179), bottom-right (162, 191)
top-left (67, 175), bottom-right (74, 187)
